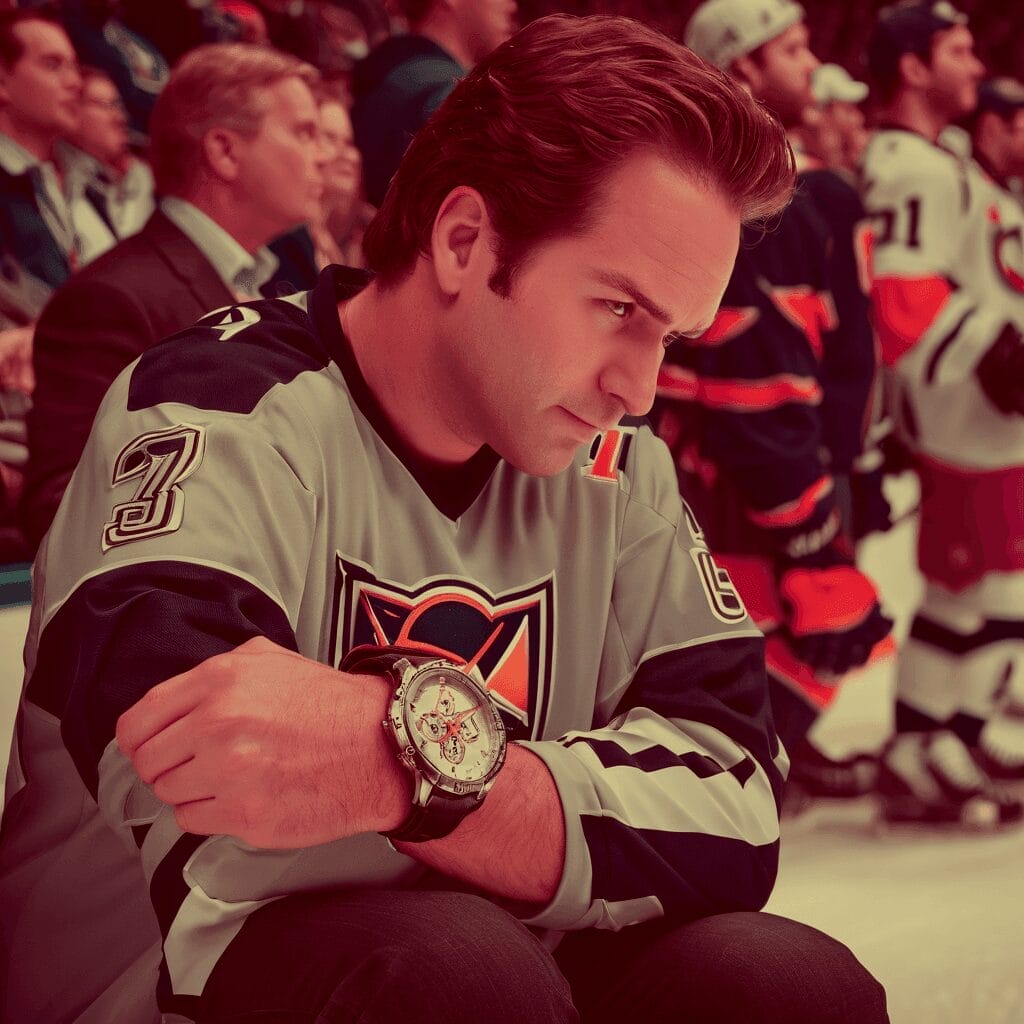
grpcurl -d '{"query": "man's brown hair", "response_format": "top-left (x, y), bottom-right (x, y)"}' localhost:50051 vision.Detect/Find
top-left (0, 8), bottom-right (66, 71)
top-left (363, 14), bottom-right (796, 294)
top-left (148, 43), bottom-right (319, 197)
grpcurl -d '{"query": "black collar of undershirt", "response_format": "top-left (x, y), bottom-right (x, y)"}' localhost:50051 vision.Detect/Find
top-left (309, 265), bottom-right (501, 521)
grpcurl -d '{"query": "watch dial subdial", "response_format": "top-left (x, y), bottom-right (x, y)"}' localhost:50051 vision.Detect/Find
top-left (441, 733), bottom-right (465, 764)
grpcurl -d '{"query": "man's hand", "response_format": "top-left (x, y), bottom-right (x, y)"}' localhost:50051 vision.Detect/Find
top-left (115, 636), bottom-right (409, 848)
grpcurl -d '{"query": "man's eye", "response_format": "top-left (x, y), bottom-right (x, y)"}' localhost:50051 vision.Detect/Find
top-left (605, 300), bottom-right (632, 319)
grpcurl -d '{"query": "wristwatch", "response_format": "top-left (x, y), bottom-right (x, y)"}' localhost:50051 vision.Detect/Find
top-left (340, 647), bottom-right (507, 842)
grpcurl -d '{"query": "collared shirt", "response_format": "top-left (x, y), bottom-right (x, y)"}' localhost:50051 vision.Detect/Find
top-left (58, 143), bottom-right (155, 243)
top-left (0, 132), bottom-right (116, 267)
top-left (160, 196), bottom-right (279, 301)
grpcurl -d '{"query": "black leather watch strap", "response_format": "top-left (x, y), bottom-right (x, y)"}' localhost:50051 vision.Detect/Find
top-left (383, 788), bottom-right (485, 843)
top-left (338, 644), bottom-right (435, 680)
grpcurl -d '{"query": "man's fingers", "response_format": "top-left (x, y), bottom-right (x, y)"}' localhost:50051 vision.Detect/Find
top-left (131, 712), bottom-right (201, 784)
top-left (150, 755), bottom-right (213, 808)
top-left (115, 664), bottom-right (207, 756)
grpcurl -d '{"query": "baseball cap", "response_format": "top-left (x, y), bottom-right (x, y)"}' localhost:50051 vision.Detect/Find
top-left (813, 64), bottom-right (869, 105)
top-left (685, 0), bottom-right (805, 70)
top-left (867, 1), bottom-right (968, 81)
top-left (976, 77), bottom-right (1024, 119)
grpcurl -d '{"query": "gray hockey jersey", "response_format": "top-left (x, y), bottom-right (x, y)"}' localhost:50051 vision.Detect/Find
top-left (1, 267), bottom-right (785, 1022)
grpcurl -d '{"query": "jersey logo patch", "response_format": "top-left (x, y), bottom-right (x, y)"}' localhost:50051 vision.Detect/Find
top-left (581, 428), bottom-right (634, 483)
top-left (332, 557), bottom-right (555, 739)
top-left (199, 305), bottom-right (262, 341)
top-left (102, 424), bottom-right (205, 551)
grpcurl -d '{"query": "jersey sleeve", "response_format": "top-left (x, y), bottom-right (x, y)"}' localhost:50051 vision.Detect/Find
top-left (25, 342), bottom-right (342, 1009)
top-left (518, 428), bottom-right (786, 932)
top-left (862, 146), bottom-right (1007, 386)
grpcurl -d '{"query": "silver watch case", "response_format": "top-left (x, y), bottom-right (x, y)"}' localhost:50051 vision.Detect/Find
top-left (383, 658), bottom-right (507, 806)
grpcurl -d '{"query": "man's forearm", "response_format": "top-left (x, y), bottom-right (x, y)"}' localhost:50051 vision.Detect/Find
top-left (394, 744), bottom-right (566, 906)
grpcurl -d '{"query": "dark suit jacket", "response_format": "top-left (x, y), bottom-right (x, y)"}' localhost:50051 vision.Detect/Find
top-left (24, 210), bottom-right (235, 551)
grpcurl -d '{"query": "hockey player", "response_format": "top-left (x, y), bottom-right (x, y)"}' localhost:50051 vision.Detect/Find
top-left (860, 2), bottom-right (1024, 825)
top-left (0, 15), bottom-right (889, 1024)
top-left (660, 0), bottom-right (893, 792)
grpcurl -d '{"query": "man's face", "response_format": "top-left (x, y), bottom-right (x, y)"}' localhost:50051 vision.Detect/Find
top-left (0, 20), bottom-right (81, 137)
top-left (232, 75), bottom-right (325, 234)
top-left (72, 76), bottom-right (129, 166)
top-left (439, 153), bottom-right (740, 477)
top-left (449, 0), bottom-right (517, 65)
top-left (748, 21), bottom-right (819, 127)
top-left (924, 25), bottom-right (984, 120)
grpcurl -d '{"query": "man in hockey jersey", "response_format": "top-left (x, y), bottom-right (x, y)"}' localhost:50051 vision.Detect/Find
top-left (659, 0), bottom-right (893, 793)
top-left (860, 2), bottom-right (1024, 825)
top-left (0, 14), bottom-right (889, 1024)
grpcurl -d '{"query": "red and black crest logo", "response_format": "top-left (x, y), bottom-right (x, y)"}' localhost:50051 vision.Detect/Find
top-left (331, 556), bottom-right (555, 739)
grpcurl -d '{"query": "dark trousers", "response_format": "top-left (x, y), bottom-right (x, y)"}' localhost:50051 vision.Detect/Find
top-left (196, 889), bottom-right (889, 1023)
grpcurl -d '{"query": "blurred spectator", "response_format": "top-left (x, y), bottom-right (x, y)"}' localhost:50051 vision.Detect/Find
top-left (793, 62), bottom-right (870, 179)
top-left (61, 66), bottom-right (154, 245)
top-left (312, 85), bottom-right (372, 266)
top-left (266, 81), bottom-right (372, 289)
top-left (0, 9), bottom-right (89, 290)
top-left (962, 76), bottom-right (1024, 194)
top-left (23, 42), bottom-right (324, 551)
top-left (860, 2), bottom-right (1024, 825)
top-left (351, 0), bottom-right (516, 206)
top-left (655, 0), bottom-right (891, 773)
top-left (218, 0), bottom-right (271, 44)
top-left (60, 0), bottom-right (170, 141)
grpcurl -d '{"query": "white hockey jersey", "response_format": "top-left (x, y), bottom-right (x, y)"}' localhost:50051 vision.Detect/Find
top-left (860, 127), bottom-right (1024, 470)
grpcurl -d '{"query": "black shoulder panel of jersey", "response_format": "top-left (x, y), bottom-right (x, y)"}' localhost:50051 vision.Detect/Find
top-left (26, 560), bottom-right (298, 797)
top-left (127, 297), bottom-right (329, 415)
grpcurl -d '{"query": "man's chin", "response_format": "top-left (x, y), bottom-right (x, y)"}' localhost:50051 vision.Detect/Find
top-left (504, 442), bottom-right (582, 479)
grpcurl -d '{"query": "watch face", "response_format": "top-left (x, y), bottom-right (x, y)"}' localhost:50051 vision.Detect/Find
top-left (402, 665), bottom-right (504, 785)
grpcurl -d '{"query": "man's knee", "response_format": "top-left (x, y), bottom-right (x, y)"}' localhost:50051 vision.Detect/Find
top-left (199, 889), bottom-right (577, 1024)
top-left (657, 911), bottom-right (889, 1024)
top-left (347, 893), bottom-right (577, 1023)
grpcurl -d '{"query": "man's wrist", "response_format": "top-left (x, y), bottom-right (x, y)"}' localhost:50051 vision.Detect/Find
top-left (346, 671), bottom-right (411, 833)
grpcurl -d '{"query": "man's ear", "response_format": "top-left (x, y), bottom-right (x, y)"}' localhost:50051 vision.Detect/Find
top-left (900, 51), bottom-right (931, 90)
top-left (430, 187), bottom-right (490, 297)
top-left (731, 55), bottom-right (761, 96)
top-left (202, 127), bottom-right (242, 182)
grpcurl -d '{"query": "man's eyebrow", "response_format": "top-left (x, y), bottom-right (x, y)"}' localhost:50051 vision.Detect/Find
top-left (590, 269), bottom-right (675, 327)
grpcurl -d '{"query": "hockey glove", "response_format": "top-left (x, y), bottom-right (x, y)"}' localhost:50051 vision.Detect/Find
top-left (976, 323), bottom-right (1024, 416)
top-left (778, 565), bottom-right (893, 677)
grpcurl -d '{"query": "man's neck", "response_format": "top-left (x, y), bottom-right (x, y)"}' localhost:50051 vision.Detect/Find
top-left (875, 92), bottom-right (949, 145)
top-left (340, 273), bottom-right (480, 468)
top-left (178, 183), bottom-right (275, 255)
top-left (413, 13), bottom-right (472, 69)
top-left (0, 111), bottom-right (58, 163)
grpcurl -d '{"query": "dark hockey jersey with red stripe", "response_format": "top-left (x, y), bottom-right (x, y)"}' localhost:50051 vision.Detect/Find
top-left (651, 174), bottom-right (876, 565)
